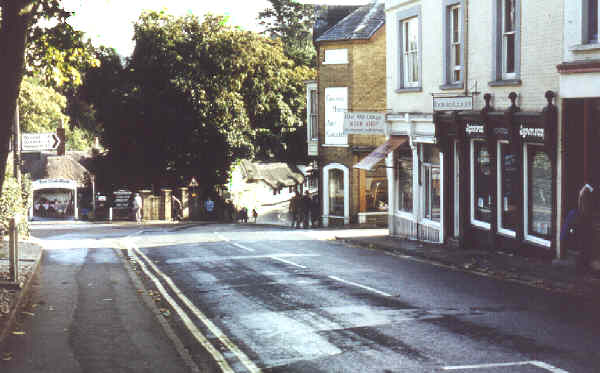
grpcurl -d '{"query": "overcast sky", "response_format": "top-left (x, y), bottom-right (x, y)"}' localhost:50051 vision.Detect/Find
top-left (62, 0), bottom-right (373, 56)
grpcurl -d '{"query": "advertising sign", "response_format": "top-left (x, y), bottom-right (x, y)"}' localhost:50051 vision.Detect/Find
top-left (113, 189), bottom-right (132, 209)
top-left (343, 112), bottom-right (385, 135)
top-left (324, 87), bottom-right (348, 145)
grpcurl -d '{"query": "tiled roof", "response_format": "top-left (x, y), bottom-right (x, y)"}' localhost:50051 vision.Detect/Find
top-left (316, 2), bottom-right (384, 42)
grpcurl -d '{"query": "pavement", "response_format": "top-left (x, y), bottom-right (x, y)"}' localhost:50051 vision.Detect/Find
top-left (2, 219), bottom-right (600, 367)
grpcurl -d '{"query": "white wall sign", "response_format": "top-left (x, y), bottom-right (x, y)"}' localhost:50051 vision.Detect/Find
top-left (325, 87), bottom-right (348, 145)
top-left (22, 132), bottom-right (61, 152)
top-left (343, 112), bottom-right (386, 135)
top-left (433, 96), bottom-right (473, 111)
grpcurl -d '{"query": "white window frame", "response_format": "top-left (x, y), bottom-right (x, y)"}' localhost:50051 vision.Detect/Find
top-left (449, 4), bottom-right (462, 84)
top-left (501, 0), bottom-right (517, 80)
top-left (420, 144), bottom-right (442, 225)
top-left (309, 88), bottom-right (318, 141)
top-left (523, 143), bottom-right (551, 248)
top-left (322, 163), bottom-right (350, 226)
top-left (470, 139), bottom-right (491, 230)
top-left (402, 17), bottom-right (420, 88)
top-left (323, 49), bottom-right (348, 64)
top-left (396, 6), bottom-right (422, 91)
top-left (496, 141), bottom-right (516, 238)
top-left (453, 140), bottom-right (460, 237)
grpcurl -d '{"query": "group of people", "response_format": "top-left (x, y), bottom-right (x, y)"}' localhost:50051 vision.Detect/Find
top-left (34, 198), bottom-right (73, 218)
top-left (289, 191), bottom-right (319, 228)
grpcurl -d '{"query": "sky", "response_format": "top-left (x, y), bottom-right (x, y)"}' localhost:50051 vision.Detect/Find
top-left (62, 0), bottom-right (373, 57)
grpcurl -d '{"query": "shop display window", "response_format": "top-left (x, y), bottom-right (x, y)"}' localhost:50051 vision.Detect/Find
top-left (472, 140), bottom-right (492, 224)
top-left (499, 142), bottom-right (518, 232)
top-left (397, 149), bottom-right (413, 213)
top-left (422, 144), bottom-right (440, 222)
top-left (527, 146), bottom-right (552, 238)
top-left (328, 168), bottom-right (345, 216)
top-left (364, 162), bottom-right (388, 212)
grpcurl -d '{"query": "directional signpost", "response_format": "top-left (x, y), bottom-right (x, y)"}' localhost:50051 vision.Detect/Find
top-left (21, 132), bottom-right (61, 152)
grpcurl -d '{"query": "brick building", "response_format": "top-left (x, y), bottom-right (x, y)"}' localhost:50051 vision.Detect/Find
top-left (310, 2), bottom-right (387, 227)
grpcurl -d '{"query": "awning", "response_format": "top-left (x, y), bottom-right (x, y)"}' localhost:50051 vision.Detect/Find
top-left (353, 136), bottom-right (408, 171)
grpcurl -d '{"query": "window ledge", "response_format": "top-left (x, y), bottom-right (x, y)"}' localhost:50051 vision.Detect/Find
top-left (570, 43), bottom-right (600, 53)
top-left (439, 83), bottom-right (464, 90)
top-left (488, 79), bottom-right (522, 87)
top-left (395, 87), bottom-right (422, 93)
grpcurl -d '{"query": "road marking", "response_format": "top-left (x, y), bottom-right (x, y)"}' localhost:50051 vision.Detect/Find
top-left (166, 253), bottom-right (320, 264)
top-left (128, 249), bottom-right (235, 373)
top-left (133, 246), bottom-right (262, 373)
top-left (443, 361), bottom-right (568, 372)
top-left (270, 257), bottom-right (307, 269)
top-left (328, 275), bottom-right (392, 297)
top-left (215, 233), bottom-right (255, 252)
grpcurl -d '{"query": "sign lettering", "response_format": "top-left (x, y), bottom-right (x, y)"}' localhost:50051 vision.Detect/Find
top-left (343, 112), bottom-right (385, 135)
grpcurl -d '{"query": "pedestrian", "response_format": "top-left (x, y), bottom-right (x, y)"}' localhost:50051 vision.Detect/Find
top-left (301, 191), bottom-right (311, 228)
top-left (204, 196), bottom-right (215, 220)
top-left (252, 208), bottom-right (258, 223)
top-left (289, 192), bottom-right (299, 228)
top-left (240, 207), bottom-right (248, 223)
top-left (133, 192), bottom-right (143, 224)
top-left (576, 184), bottom-right (595, 271)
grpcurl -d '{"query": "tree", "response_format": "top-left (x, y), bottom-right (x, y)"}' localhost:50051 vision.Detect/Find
top-left (86, 11), bottom-right (315, 192)
top-left (0, 0), bottom-right (86, 194)
top-left (258, 0), bottom-right (316, 67)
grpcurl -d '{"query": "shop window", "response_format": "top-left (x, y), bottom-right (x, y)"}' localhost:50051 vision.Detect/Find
top-left (329, 168), bottom-right (344, 216)
top-left (498, 142), bottom-right (518, 233)
top-left (471, 140), bottom-right (492, 226)
top-left (527, 146), bottom-right (552, 240)
top-left (364, 162), bottom-right (388, 212)
top-left (397, 148), bottom-right (413, 213)
top-left (422, 144), bottom-right (440, 222)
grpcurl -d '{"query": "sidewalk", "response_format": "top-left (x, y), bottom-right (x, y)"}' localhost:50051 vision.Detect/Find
top-left (336, 232), bottom-right (600, 299)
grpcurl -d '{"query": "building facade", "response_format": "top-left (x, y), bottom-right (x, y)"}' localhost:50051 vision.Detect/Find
top-left (313, 2), bottom-right (388, 227)
top-left (385, 0), bottom-right (565, 258)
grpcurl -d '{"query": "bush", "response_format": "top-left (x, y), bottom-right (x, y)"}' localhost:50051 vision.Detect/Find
top-left (0, 171), bottom-right (31, 238)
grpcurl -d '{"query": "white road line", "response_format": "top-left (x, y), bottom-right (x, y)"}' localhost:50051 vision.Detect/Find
top-left (443, 361), bottom-right (568, 372)
top-left (166, 253), bottom-right (320, 264)
top-left (133, 246), bottom-right (262, 373)
top-left (270, 257), bottom-right (307, 269)
top-left (128, 249), bottom-right (234, 373)
top-left (215, 233), bottom-right (255, 252)
top-left (328, 275), bottom-right (392, 297)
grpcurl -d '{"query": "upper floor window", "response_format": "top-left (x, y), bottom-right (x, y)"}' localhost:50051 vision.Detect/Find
top-left (396, 6), bottom-right (422, 91)
top-left (491, 0), bottom-right (521, 85)
top-left (586, 0), bottom-right (599, 43)
top-left (309, 89), bottom-right (318, 141)
top-left (323, 49), bottom-right (348, 64)
top-left (442, 0), bottom-right (464, 89)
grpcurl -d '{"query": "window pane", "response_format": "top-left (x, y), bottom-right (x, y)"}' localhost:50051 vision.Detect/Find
top-left (504, 0), bottom-right (515, 32)
top-left (424, 166), bottom-right (431, 219)
top-left (500, 143), bottom-right (518, 230)
top-left (505, 33), bottom-right (515, 74)
top-left (432, 166), bottom-right (441, 222)
top-left (310, 90), bottom-right (318, 140)
top-left (408, 18), bottom-right (418, 51)
top-left (590, 0), bottom-right (599, 42)
top-left (423, 144), bottom-right (440, 164)
top-left (329, 169), bottom-right (344, 216)
top-left (528, 149), bottom-right (552, 237)
top-left (398, 150), bottom-right (413, 212)
top-left (474, 142), bottom-right (493, 223)
top-left (365, 161), bottom-right (388, 212)
top-left (452, 7), bottom-right (460, 43)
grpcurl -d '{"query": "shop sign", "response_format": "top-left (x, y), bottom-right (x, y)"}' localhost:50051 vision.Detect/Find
top-left (433, 96), bottom-right (473, 111)
top-left (343, 112), bottom-right (385, 135)
top-left (493, 127), bottom-right (510, 138)
top-left (465, 123), bottom-right (485, 137)
top-left (324, 87), bottom-right (348, 145)
top-left (519, 123), bottom-right (545, 141)
top-left (113, 189), bottom-right (132, 209)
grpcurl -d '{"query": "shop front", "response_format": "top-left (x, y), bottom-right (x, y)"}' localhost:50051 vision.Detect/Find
top-left (435, 92), bottom-right (558, 256)
top-left (30, 179), bottom-right (79, 220)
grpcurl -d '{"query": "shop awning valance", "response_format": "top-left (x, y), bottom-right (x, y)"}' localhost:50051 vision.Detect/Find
top-left (353, 136), bottom-right (408, 171)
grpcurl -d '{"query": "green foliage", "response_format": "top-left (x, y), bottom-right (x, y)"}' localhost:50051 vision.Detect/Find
top-left (258, 0), bottom-right (316, 67)
top-left (18, 76), bottom-right (94, 150)
top-left (85, 11), bottom-right (315, 191)
top-left (0, 166), bottom-right (31, 238)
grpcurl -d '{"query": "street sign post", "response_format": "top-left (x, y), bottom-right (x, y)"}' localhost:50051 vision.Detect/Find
top-left (21, 132), bottom-right (61, 152)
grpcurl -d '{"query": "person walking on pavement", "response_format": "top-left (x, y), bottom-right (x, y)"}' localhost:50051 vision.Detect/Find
top-left (133, 192), bottom-right (143, 224)
top-left (289, 192), bottom-right (300, 228)
top-left (310, 193), bottom-right (320, 228)
top-left (301, 191), bottom-right (311, 228)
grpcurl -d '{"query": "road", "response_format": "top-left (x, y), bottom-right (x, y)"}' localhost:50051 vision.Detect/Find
top-left (9, 221), bottom-right (600, 373)
top-left (122, 223), bottom-right (599, 373)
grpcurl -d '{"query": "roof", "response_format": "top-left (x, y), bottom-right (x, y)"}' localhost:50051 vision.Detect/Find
top-left (22, 152), bottom-right (91, 188)
top-left (240, 160), bottom-right (304, 189)
top-left (316, 2), bottom-right (385, 42)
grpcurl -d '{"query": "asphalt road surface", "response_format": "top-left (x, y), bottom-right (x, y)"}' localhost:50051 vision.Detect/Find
top-left (119, 223), bottom-right (600, 373)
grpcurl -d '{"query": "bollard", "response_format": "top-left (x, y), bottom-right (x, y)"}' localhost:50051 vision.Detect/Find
top-left (9, 218), bottom-right (18, 283)
top-left (109, 207), bottom-right (113, 222)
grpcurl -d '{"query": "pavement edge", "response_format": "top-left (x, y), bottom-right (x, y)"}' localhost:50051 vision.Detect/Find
top-left (0, 244), bottom-right (43, 345)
